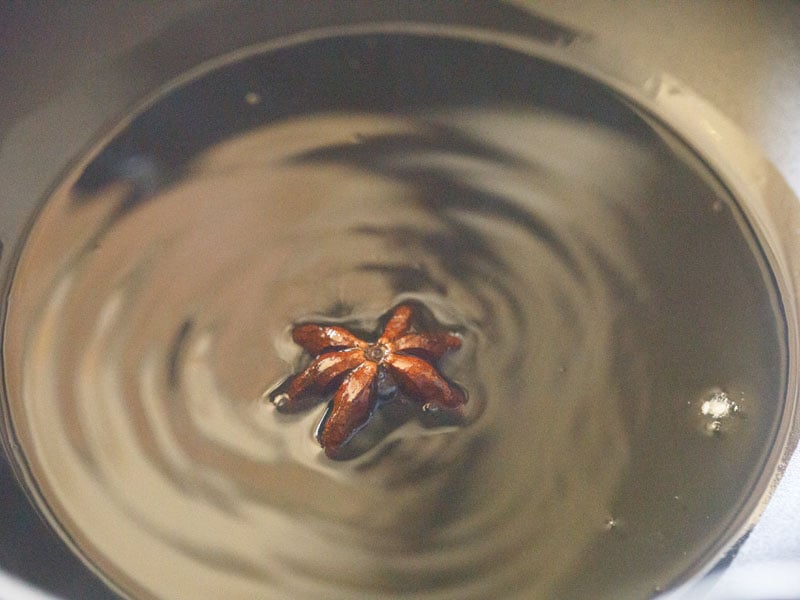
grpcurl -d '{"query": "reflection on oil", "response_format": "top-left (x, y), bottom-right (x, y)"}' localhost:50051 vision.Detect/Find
top-left (1, 31), bottom-right (786, 599)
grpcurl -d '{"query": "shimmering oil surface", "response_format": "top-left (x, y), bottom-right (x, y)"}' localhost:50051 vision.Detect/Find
top-left (1, 32), bottom-right (788, 599)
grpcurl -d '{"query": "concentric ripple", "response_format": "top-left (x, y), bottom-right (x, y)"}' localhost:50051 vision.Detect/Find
top-left (1, 32), bottom-right (787, 599)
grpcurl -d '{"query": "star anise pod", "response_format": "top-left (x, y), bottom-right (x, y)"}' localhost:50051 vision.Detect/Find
top-left (272, 304), bottom-right (466, 457)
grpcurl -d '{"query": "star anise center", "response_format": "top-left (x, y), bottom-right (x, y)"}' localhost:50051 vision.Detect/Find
top-left (364, 343), bottom-right (388, 363)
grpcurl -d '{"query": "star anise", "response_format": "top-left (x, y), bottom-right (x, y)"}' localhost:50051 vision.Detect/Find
top-left (272, 304), bottom-right (466, 457)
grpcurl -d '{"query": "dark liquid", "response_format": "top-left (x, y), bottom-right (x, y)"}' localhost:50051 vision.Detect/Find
top-left (1, 32), bottom-right (787, 599)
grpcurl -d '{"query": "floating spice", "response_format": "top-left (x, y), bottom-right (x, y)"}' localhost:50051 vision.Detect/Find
top-left (271, 304), bottom-right (466, 457)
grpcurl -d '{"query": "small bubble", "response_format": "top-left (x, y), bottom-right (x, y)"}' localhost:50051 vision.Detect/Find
top-left (244, 92), bottom-right (261, 105)
top-left (712, 199), bottom-right (724, 213)
top-left (604, 517), bottom-right (618, 530)
top-left (271, 393), bottom-right (289, 409)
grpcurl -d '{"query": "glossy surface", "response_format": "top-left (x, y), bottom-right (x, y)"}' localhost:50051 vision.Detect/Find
top-left (273, 303), bottom-right (465, 457)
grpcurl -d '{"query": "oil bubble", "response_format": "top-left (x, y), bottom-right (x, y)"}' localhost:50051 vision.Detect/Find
top-left (270, 392), bottom-right (290, 409)
top-left (701, 391), bottom-right (738, 418)
top-left (697, 389), bottom-right (740, 436)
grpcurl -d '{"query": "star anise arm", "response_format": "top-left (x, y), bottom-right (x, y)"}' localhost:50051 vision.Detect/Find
top-left (292, 323), bottom-right (365, 356)
top-left (392, 332), bottom-right (462, 361)
top-left (378, 304), bottom-right (415, 343)
top-left (384, 354), bottom-right (466, 412)
top-left (278, 349), bottom-right (365, 411)
top-left (319, 361), bottom-right (378, 456)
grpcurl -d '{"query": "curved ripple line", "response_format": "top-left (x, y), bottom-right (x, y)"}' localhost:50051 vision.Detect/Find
top-left (8, 105), bottom-right (648, 598)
